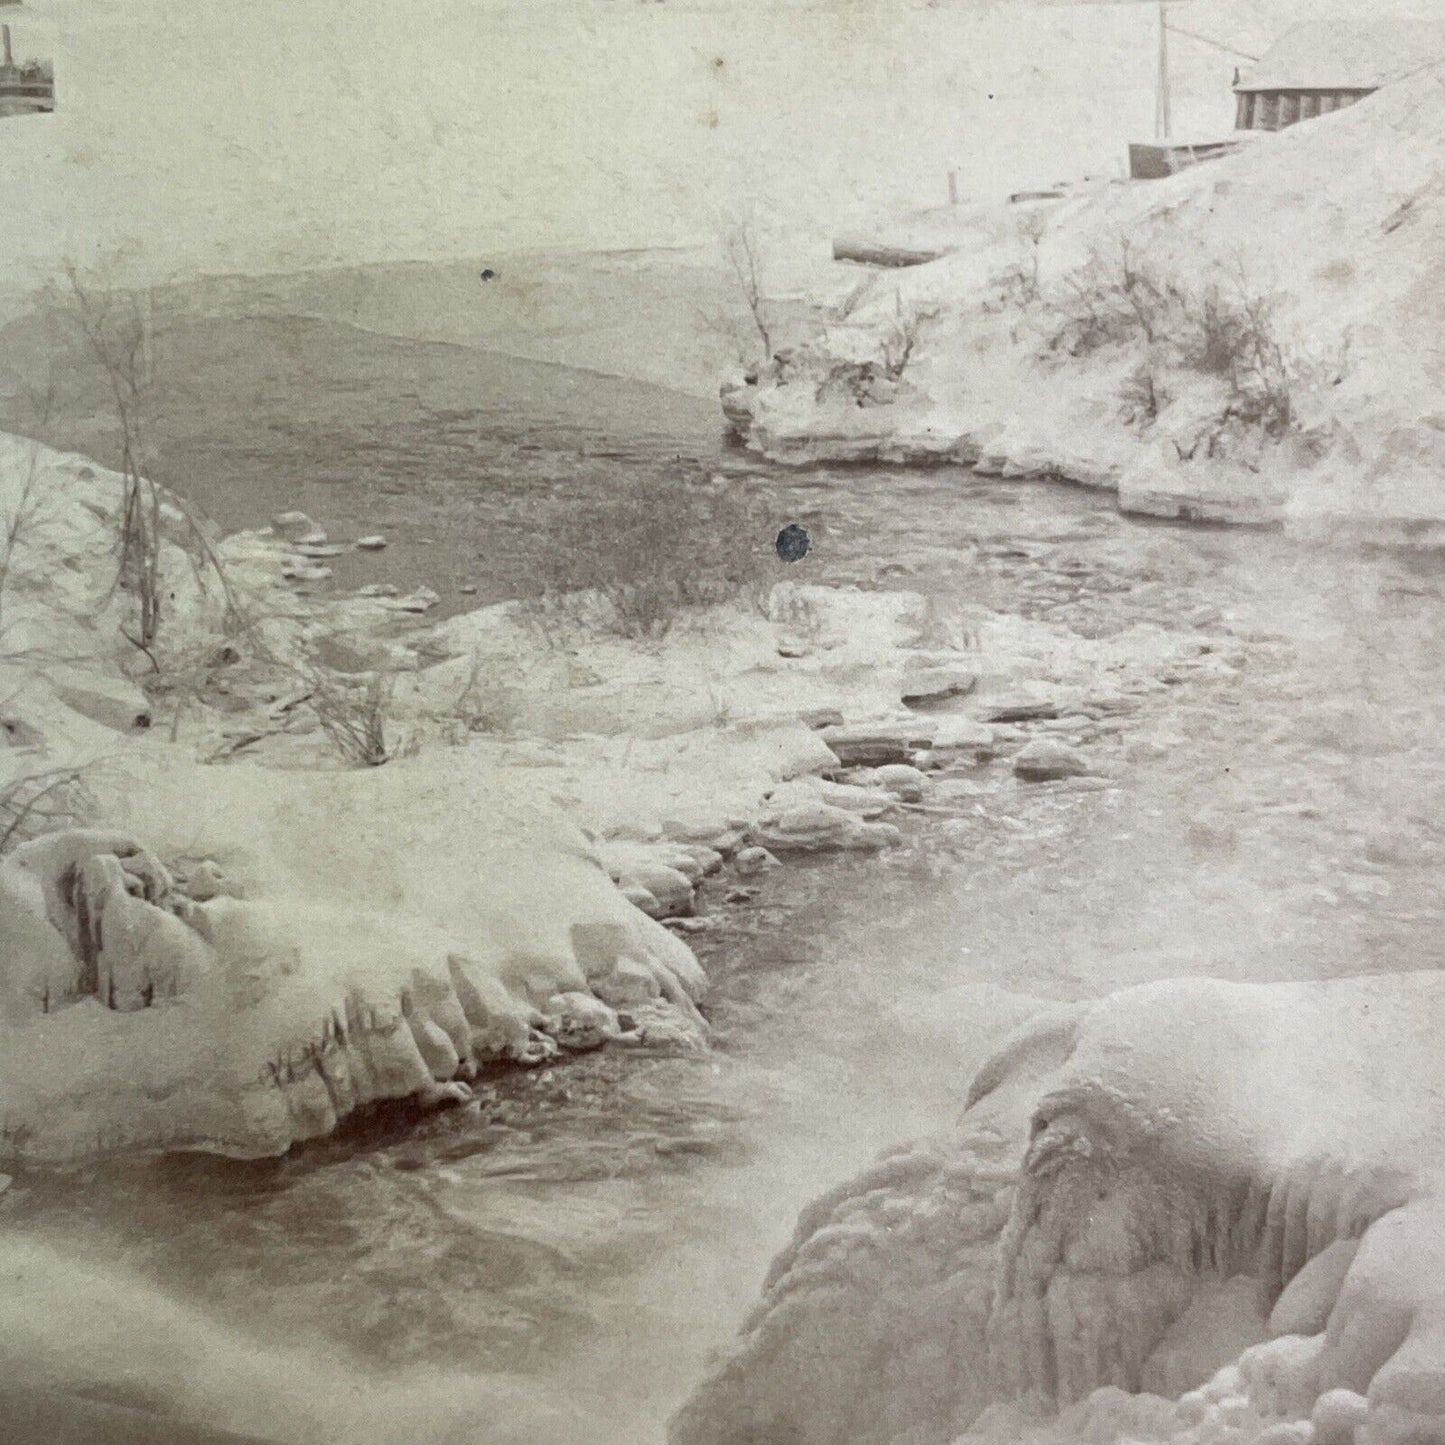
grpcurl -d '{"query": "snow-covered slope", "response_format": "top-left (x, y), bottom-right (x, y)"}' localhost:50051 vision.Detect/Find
top-left (671, 971), bottom-right (1445, 1445)
top-left (730, 64), bottom-right (1445, 540)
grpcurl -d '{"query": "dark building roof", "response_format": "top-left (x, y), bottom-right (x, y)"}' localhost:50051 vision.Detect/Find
top-left (1234, 20), bottom-right (1445, 94)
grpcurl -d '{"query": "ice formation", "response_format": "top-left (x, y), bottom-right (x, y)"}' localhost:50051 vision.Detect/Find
top-left (671, 973), bottom-right (1445, 1445)
top-left (0, 807), bottom-right (707, 1161)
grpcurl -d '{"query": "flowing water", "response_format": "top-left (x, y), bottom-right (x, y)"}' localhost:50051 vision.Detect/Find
top-left (7, 275), bottom-right (1445, 1444)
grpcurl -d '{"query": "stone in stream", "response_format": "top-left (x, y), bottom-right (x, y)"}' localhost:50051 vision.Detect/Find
top-left (797, 706), bottom-right (845, 731)
top-left (756, 800), bottom-right (902, 853)
top-left (541, 991), bottom-right (621, 1052)
top-left (355, 534), bottom-right (388, 551)
top-left (981, 696), bottom-right (1061, 724)
top-left (734, 845), bottom-right (782, 877)
top-left (280, 561), bottom-right (332, 583)
top-left (930, 717), bottom-right (997, 760)
top-left (379, 587), bottom-right (440, 614)
top-left (874, 763), bottom-right (929, 803)
top-left (820, 720), bottom-right (935, 768)
top-left (269, 510), bottom-right (316, 540)
top-left (1013, 737), bottom-right (1092, 783)
top-left (297, 543), bottom-right (344, 559)
top-left (617, 863), bottom-right (695, 919)
top-left (899, 664), bottom-right (978, 708)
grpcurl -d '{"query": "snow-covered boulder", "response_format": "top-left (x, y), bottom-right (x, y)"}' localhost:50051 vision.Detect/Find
top-left (671, 972), bottom-right (1445, 1445)
top-left (0, 771), bottom-right (709, 1161)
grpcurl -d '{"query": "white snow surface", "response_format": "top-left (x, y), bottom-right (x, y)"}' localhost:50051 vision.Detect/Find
top-left (671, 970), bottom-right (1445, 1445)
top-left (731, 63), bottom-right (1445, 541)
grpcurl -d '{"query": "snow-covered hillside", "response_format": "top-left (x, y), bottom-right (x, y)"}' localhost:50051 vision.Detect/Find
top-left (728, 63), bottom-right (1445, 538)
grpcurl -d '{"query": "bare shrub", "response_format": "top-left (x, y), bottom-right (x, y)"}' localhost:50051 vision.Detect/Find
top-left (722, 220), bottom-right (775, 362)
top-left (443, 650), bottom-right (522, 736)
top-left (304, 667), bottom-right (397, 767)
top-left (998, 210), bottom-right (1048, 309)
top-left (38, 268), bottom-right (252, 668)
top-left (1181, 283), bottom-right (1248, 377)
top-left (51, 266), bottom-right (167, 664)
top-left (530, 471), bottom-right (773, 641)
top-left (0, 400), bottom-right (53, 657)
top-left (880, 292), bottom-right (941, 381)
top-left (1221, 288), bottom-right (1293, 436)
top-left (1120, 357), bottom-right (1168, 425)
top-left (0, 761), bottom-right (95, 853)
top-left (1041, 240), bottom-right (1295, 438)
top-left (833, 273), bottom-right (879, 322)
top-left (1048, 253), bottom-right (1142, 357)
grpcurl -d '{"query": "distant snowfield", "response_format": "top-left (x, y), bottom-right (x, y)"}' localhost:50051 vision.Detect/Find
top-left (2, 0), bottom-right (1422, 304)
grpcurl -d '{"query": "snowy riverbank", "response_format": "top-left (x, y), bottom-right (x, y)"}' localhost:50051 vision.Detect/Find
top-left (725, 67), bottom-right (1445, 545)
top-left (0, 428), bottom-right (1215, 1162)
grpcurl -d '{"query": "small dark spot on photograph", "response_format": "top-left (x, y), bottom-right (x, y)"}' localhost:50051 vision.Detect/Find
top-left (775, 523), bottom-right (810, 562)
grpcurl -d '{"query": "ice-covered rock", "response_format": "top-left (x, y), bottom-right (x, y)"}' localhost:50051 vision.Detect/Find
top-left (0, 773), bottom-right (709, 1160)
top-left (672, 972), bottom-right (1445, 1445)
top-left (755, 775), bottom-right (902, 852)
top-left (819, 720), bottom-right (934, 768)
top-left (269, 511), bottom-right (316, 541)
top-left (874, 762), bottom-right (929, 802)
top-left (1012, 736), bottom-right (1092, 782)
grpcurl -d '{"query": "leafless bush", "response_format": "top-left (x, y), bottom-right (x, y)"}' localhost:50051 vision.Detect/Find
top-left (1048, 259), bottom-right (1142, 357)
top-left (998, 209), bottom-right (1048, 308)
top-left (442, 650), bottom-right (522, 736)
top-left (722, 220), bottom-right (775, 362)
top-left (1039, 239), bottom-right (1295, 437)
top-left (1120, 357), bottom-right (1168, 425)
top-left (1217, 288), bottom-right (1293, 436)
top-left (0, 392), bottom-right (54, 657)
top-left (530, 471), bottom-right (773, 641)
top-left (53, 266), bottom-right (167, 664)
top-left (832, 273), bottom-right (878, 322)
top-left (304, 667), bottom-right (397, 767)
top-left (0, 761), bottom-right (96, 853)
top-left (880, 292), bottom-right (941, 381)
top-left (40, 268), bottom-right (251, 666)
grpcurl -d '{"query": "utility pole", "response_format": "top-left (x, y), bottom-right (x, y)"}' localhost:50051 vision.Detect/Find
top-left (1154, 1), bottom-right (1173, 141)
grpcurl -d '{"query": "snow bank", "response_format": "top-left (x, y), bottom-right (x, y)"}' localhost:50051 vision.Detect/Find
top-left (0, 796), bottom-right (706, 1161)
top-left (729, 64), bottom-right (1445, 540)
top-left (0, 424), bottom-right (1210, 1161)
top-left (0, 433), bottom-right (710, 1160)
top-left (671, 971), bottom-right (1445, 1445)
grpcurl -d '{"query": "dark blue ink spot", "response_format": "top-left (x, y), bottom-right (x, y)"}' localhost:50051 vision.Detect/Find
top-left (776, 524), bottom-right (810, 563)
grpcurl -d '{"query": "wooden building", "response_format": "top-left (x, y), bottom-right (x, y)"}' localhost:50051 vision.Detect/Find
top-left (0, 23), bottom-right (53, 117)
top-left (1234, 21), bottom-right (1445, 133)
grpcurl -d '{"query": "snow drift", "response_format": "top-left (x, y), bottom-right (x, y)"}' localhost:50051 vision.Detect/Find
top-left (671, 971), bottom-right (1445, 1445)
